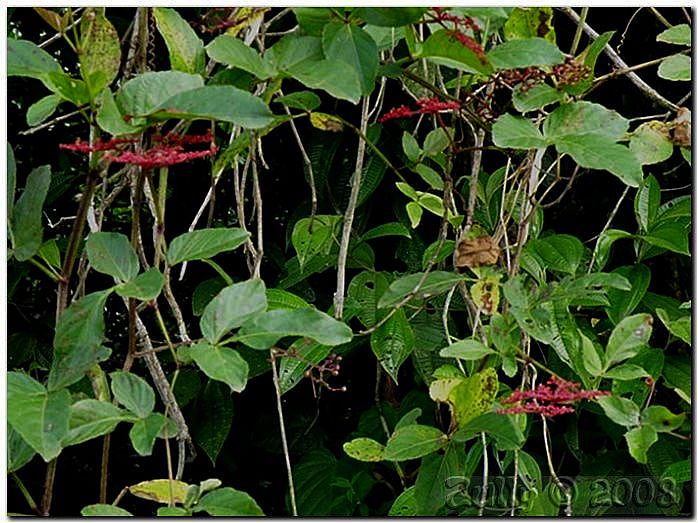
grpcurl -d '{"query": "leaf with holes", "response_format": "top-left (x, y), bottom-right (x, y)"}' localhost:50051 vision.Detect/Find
top-left (605, 313), bottom-right (653, 366)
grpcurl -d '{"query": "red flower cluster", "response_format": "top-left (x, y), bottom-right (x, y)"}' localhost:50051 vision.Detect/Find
top-left (60, 131), bottom-right (217, 169)
top-left (449, 30), bottom-right (487, 63)
top-left (497, 376), bottom-right (610, 417)
top-left (432, 7), bottom-right (480, 33)
top-left (378, 97), bottom-right (461, 123)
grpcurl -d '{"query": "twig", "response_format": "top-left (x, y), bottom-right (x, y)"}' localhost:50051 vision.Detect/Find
top-left (334, 97), bottom-right (370, 319)
top-left (559, 7), bottom-right (678, 112)
top-left (478, 432), bottom-right (488, 516)
top-left (569, 7), bottom-right (588, 55)
top-left (19, 108), bottom-right (85, 136)
top-left (283, 99), bottom-right (317, 228)
top-left (593, 52), bottom-right (689, 85)
top-left (251, 136), bottom-right (264, 279)
top-left (12, 472), bottom-right (39, 515)
top-left (541, 415), bottom-right (572, 516)
top-left (617, 7), bottom-right (643, 54)
top-left (464, 129), bottom-right (485, 234)
top-left (649, 7), bottom-right (672, 28)
top-left (587, 186), bottom-right (629, 272)
top-left (510, 449), bottom-right (519, 516)
top-left (270, 349), bottom-right (298, 516)
top-left (37, 8), bottom-right (83, 48)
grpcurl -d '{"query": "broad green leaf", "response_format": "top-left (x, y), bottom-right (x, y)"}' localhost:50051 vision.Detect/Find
top-left (45, 71), bottom-right (91, 105)
top-left (81, 504), bottom-right (133, 516)
top-left (167, 227), bottom-right (249, 265)
top-left (86, 232), bottom-right (139, 282)
top-left (293, 8), bottom-right (333, 36)
top-left (512, 83), bottom-right (564, 113)
top-left (7, 372), bottom-right (70, 461)
top-left (323, 23), bottom-right (378, 95)
top-left (593, 228), bottom-right (634, 271)
top-left (190, 342), bottom-right (249, 393)
top-left (657, 24), bottom-right (691, 45)
top-left (7, 38), bottom-right (62, 87)
top-left (343, 437), bottom-right (385, 462)
top-left (406, 201), bottom-right (423, 228)
top-left (64, 399), bottom-right (132, 447)
top-left (525, 234), bottom-right (583, 275)
top-left (414, 442), bottom-right (465, 515)
top-left (597, 396), bottom-right (641, 427)
top-left (200, 279), bottom-right (267, 344)
top-left (656, 308), bottom-right (690, 344)
top-left (624, 425), bottom-right (658, 464)
top-left (150, 85), bottom-right (276, 128)
top-left (389, 486), bottom-right (417, 516)
top-left (237, 309), bottom-right (353, 349)
top-left (292, 449), bottom-right (339, 515)
top-left (266, 35), bottom-right (323, 71)
top-left (153, 7), bottom-right (205, 75)
top-left (439, 339), bottom-right (495, 361)
top-left (384, 424), bottom-right (448, 461)
top-left (641, 220), bottom-right (690, 256)
top-left (129, 479), bottom-right (190, 505)
top-left (292, 215), bottom-right (341, 270)
top-left (605, 313), bottom-right (653, 366)
top-left (206, 34), bottom-right (277, 79)
top-left (26, 93), bottom-right (62, 126)
top-left (362, 222), bottom-right (411, 242)
top-left (634, 175), bottom-right (661, 231)
top-left (544, 101), bottom-right (629, 141)
top-left (287, 58), bottom-right (362, 104)
top-left (346, 270), bottom-right (390, 328)
top-left (453, 412), bottom-right (525, 450)
top-left (449, 368), bottom-right (498, 428)
top-left (492, 114), bottom-right (546, 149)
top-left (423, 128), bottom-right (450, 156)
top-left (395, 407), bottom-right (422, 431)
top-left (8, 426), bottom-right (36, 473)
top-left (504, 7), bottom-right (556, 43)
top-left (420, 29), bottom-right (493, 75)
top-left (278, 340), bottom-right (332, 394)
top-left (378, 271), bottom-right (465, 308)
top-left (354, 7), bottom-right (427, 27)
top-left (48, 290), bottom-right (111, 391)
top-left (115, 268), bottom-right (165, 301)
top-left (630, 121), bottom-right (674, 165)
top-left (641, 405), bottom-right (685, 433)
top-left (371, 308), bottom-right (414, 383)
top-left (110, 371), bottom-right (155, 418)
top-left (661, 459), bottom-right (691, 485)
top-left (129, 412), bottom-right (167, 456)
top-left (603, 363), bottom-right (649, 380)
top-left (417, 192), bottom-right (446, 217)
top-left (487, 38), bottom-right (564, 69)
top-left (555, 135), bottom-right (643, 187)
top-left (658, 54), bottom-right (691, 81)
top-left (273, 90), bottom-right (321, 112)
top-left (117, 71), bottom-right (204, 117)
top-left (605, 265), bottom-right (650, 325)
top-left (194, 488), bottom-right (264, 516)
top-left (79, 8), bottom-right (121, 94)
top-left (7, 143), bottom-right (16, 218)
top-left (191, 380), bottom-right (233, 465)
top-left (96, 88), bottom-right (141, 135)
top-left (11, 165), bottom-right (51, 261)
top-left (266, 288), bottom-right (312, 311)
top-left (308, 111), bottom-right (344, 132)
top-left (402, 131), bottom-right (421, 162)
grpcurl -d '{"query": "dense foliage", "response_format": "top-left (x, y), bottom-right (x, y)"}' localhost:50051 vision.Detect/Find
top-left (7, 7), bottom-right (691, 516)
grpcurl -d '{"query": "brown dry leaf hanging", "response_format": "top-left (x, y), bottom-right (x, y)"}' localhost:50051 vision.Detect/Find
top-left (455, 236), bottom-right (500, 269)
top-left (670, 107), bottom-right (691, 147)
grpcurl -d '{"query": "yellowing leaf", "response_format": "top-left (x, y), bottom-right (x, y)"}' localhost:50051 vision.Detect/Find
top-left (129, 479), bottom-right (190, 504)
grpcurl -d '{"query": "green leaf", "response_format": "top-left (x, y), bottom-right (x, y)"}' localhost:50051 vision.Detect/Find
top-left (525, 234), bottom-right (583, 275)
top-left (115, 268), bottom-right (165, 301)
top-left (110, 371), bottom-right (155, 418)
top-left (150, 85), bottom-right (276, 128)
top-left (237, 308), bottom-right (353, 349)
top-left (129, 412), bottom-right (167, 456)
top-left (287, 58), bottom-right (362, 104)
top-left (371, 308), bottom-right (414, 383)
top-left (274, 90), bottom-right (321, 112)
top-left (378, 271), bottom-right (465, 308)
top-left (492, 114), bottom-right (546, 149)
top-left (630, 121), bottom-right (674, 165)
top-left (439, 339), bottom-right (495, 361)
top-left (167, 227), bottom-right (249, 265)
top-left (657, 24), bottom-right (691, 45)
top-left (544, 101), bottom-right (629, 141)
top-left (7, 372), bottom-right (70, 461)
top-left (449, 368), bottom-right (499, 428)
top-left (157, 506), bottom-right (191, 516)
top-left (423, 128), bottom-right (450, 156)
top-left (656, 308), bottom-right (690, 344)
top-left (7, 38), bottom-right (62, 86)
top-left (634, 175), bottom-right (661, 231)
top-left (362, 222), bottom-right (411, 242)
top-left (624, 425), bottom-right (658, 464)
top-left (191, 380), bottom-right (233, 465)
top-left (402, 131), bottom-right (421, 162)
top-left (26, 93), bottom-right (62, 126)
top-left (206, 34), bottom-right (277, 79)
top-left (48, 290), bottom-right (111, 391)
top-left (153, 7), bottom-right (205, 75)
top-left (642, 219), bottom-right (690, 256)
top-left (597, 396), bottom-right (641, 427)
top-left (64, 399), bottom-right (131, 447)
top-left (8, 426), bottom-right (36, 473)
top-left (354, 7), bottom-right (427, 27)
top-left (566, 31), bottom-right (615, 96)
top-left (323, 23), bottom-right (378, 96)
top-left (593, 229), bottom-right (634, 271)
top-left (343, 437), bottom-right (386, 462)
top-left (293, 449), bottom-right (339, 515)
top-left (266, 34), bottom-right (323, 71)
top-left (414, 442), bottom-right (465, 515)
top-left (641, 405), bottom-right (685, 433)
top-left (96, 88), bottom-right (141, 136)
top-left (420, 29), bottom-right (493, 75)
top-left (190, 342), bottom-right (249, 393)
top-left (79, 8), bottom-right (121, 94)
top-left (389, 486), bottom-right (417, 516)
top-left (45, 71), bottom-right (91, 106)
top-left (293, 8), bottom-right (333, 36)
top-left (512, 83), bottom-right (564, 113)
top-left (292, 215), bottom-right (341, 270)
top-left (603, 363), bottom-right (649, 381)
top-left (200, 279), bottom-right (267, 344)
top-left (605, 313), bottom-right (653, 366)
top-left (384, 424), bottom-right (448, 461)
top-left (117, 70), bottom-right (203, 119)
top-left (661, 459), bottom-right (691, 484)
top-left (194, 488), bottom-right (264, 516)
top-left (503, 7), bottom-right (556, 42)
top-left (605, 265), bottom-right (650, 325)
top-left (129, 479), bottom-right (190, 505)
top-left (81, 504), bottom-right (133, 516)
top-left (406, 202), bottom-right (423, 228)
top-left (7, 143), bottom-right (16, 219)
top-left (658, 54), bottom-right (691, 81)
top-left (454, 412), bottom-right (525, 450)
top-left (488, 38), bottom-right (564, 69)
top-left (11, 165), bottom-right (51, 261)
top-left (86, 232), bottom-right (139, 282)
top-left (278, 340), bottom-right (331, 394)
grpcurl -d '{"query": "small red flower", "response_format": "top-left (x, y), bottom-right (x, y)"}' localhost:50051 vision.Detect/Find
top-left (377, 105), bottom-right (416, 123)
top-left (449, 30), bottom-right (486, 63)
top-left (378, 98), bottom-right (461, 123)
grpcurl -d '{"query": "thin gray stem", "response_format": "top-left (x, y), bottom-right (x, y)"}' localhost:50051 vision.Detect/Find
top-left (478, 432), bottom-right (488, 516)
top-left (588, 186), bottom-right (629, 272)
